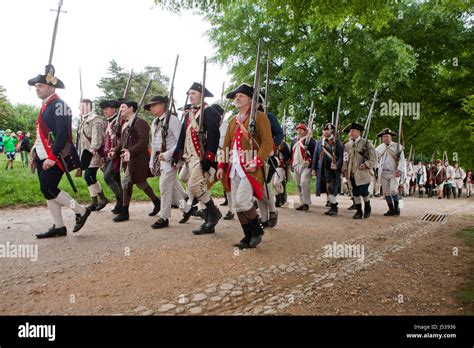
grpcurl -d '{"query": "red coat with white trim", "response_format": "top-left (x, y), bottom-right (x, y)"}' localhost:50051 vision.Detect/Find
top-left (218, 110), bottom-right (273, 200)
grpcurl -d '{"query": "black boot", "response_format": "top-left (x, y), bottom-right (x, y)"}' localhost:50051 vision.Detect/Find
top-left (267, 211), bottom-right (278, 228)
top-left (148, 198), bottom-right (161, 216)
top-left (296, 204), bottom-right (309, 211)
top-left (203, 200), bottom-right (222, 231)
top-left (326, 203), bottom-right (338, 216)
top-left (233, 223), bottom-right (252, 249)
top-left (458, 188), bottom-right (462, 198)
top-left (113, 205), bottom-right (129, 222)
top-left (96, 191), bottom-right (109, 211)
top-left (179, 206), bottom-right (197, 223)
top-left (275, 194), bottom-right (282, 208)
top-left (73, 207), bottom-right (92, 232)
top-left (220, 195), bottom-right (228, 206)
top-left (192, 208), bottom-right (214, 235)
top-left (325, 200), bottom-right (330, 207)
top-left (86, 196), bottom-right (98, 211)
top-left (384, 203), bottom-right (394, 216)
top-left (393, 201), bottom-right (400, 216)
top-left (348, 198), bottom-right (356, 210)
top-left (111, 195), bottom-right (123, 214)
top-left (249, 216), bottom-right (264, 248)
top-left (352, 204), bottom-right (363, 219)
top-left (452, 187), bottom-right (457, 198)
top-left (363, 200), bottom-right (371, 218)
top-left (151, 217), bottom-right (169, 229)
top-left (36, 225), bottom-right (67, 239)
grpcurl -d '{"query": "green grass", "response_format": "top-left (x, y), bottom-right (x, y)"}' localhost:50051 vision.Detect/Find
top-left (456, 227), bottom-right (474, 314)
top-left (0, 155), bottom-right (310, 208)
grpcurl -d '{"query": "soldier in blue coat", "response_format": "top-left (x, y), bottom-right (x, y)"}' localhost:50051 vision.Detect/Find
top-left (28, 65), bottom-right (91, 238)
top-left (312, 123), bottom-right (344, 216)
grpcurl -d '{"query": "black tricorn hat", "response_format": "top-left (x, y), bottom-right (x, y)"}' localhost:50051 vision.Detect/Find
top-left (342, 122), bottom-right (364, 134)
top-left (178, 103), bottom-right (192, 111)
top-left (227, 83), bottom-right (264, 103)
top-left (144, 95), bottom-right (169, 111)
top-left (99, 100), bottom-right (120, 109)
top-left (28, 64), bottom-right (65, 89)
top-left (377, 128), bottom-right (397, 137)
top-left (323, 123), bottom-right (336, 131)
top-left (188, 82), bottom-right (213, 97)
top-left (119, 99), bottom-right (138, 112)
top-left (210, 104), bottom-right (225, 117)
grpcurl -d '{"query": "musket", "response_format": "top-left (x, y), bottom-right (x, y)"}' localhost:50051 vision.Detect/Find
top-left (45, 0), bottom-right (77, 193)
top-left (398, 100), bottom-right (404, 156)
top-left (363, 90), bottom-right (378, 140)
top-left (264, 50), bottom-right (270, 116)
top-left (112, 69), bottom-right (133, 148)
top-left (331, 111), bottom-right (334, 125)
top-left (220, 81), bottom-right (225, 104)
top-left (122, 79), bottom-right (153, 168)
top-left (180, 95), bottom-right (189, 123)
top-left (161, 54), bottom-right (179, 153)
top-left (197, 56), bottom-right (207, 160)
top-left (408, 145), bottom-right (413, 162)
top-left (282, 109), bottom-right (287, 142)
top-left (332, 96), bottom-right (342, 165)
top-left (430, 151), bottom-right (435, 163)
top-left (249, 39), bottom-right (262, 154)
top-left (304, 101), bottom-right (315, 146)
top-left (75, 67), bottom-right (83, 150)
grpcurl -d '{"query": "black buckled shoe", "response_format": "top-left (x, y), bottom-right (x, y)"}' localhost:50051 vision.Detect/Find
top-left (296, 204), bottom-right (309, 211)
top-left (73, 207), bottom-right (92, 232)
top-left (36, 225), bottom-right (67, 239)
top-left (223, 211), bottom-right (234, 220)
top-left (151, 218), bottom-right (169, 229)
top-left (179, 206), bottom-right (197, 224)
top-left (148, 198), bottom-right (161, 216)
top-left (325, 203), bottom-right (338, 216)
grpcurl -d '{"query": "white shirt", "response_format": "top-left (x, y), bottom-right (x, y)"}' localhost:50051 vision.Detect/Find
top-left (229, 140), bottom-right (246, 179)
top-left (33, 94), bottom-right (57, 160)
top-left (149, 113), bottom-right (182, 173)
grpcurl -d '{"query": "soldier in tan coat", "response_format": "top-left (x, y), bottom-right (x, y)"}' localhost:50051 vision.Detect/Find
top-left (217, 83), bottom-right (273, 249)
top-left (342, 123), bottom-right (377, 219)
top-left (78, 99), bottom-right (109, 211)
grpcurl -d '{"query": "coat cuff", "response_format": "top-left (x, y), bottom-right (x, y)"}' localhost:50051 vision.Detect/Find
top-left (254, 156), bottom-right (264, 168)
top-left (204, 151), bottom-right (216, 162)
top-left (218, 162), bottom-right (227, 171)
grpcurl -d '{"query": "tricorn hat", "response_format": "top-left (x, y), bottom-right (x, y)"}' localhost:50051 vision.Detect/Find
top-left (323, 123), bottom-right (336, 131)
top-left (188, 82), bottom-right (213, 97)
top-left (99, 100), bottom-right (121, 109)
top-left (119, 99), bottom-right (138, 112)
top-left (28, 64), bottom-right (65, 89)
top-left (226, 83), bottom-right (263, 102)
top-left (377, 128), bottom-right (397, 137)
top-left (342, 122), bottom-right (364, 134)
top-left (144, 95), bottom-right (169, 111)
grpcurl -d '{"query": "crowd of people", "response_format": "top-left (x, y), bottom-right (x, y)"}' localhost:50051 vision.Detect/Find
top-left (0, 129), bottom-right (31, 169)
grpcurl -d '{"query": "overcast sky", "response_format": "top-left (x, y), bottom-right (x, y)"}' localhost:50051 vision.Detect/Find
top-left (0, 0), bottom-right (231, 119)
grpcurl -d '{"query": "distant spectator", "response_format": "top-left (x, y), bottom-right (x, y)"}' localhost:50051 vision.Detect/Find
top-left (0, 130), bottom-right (4, 153)
top-left (4, 129), bottom-right (18, 170)
top-left (19, 131), bottom-right (31, 168)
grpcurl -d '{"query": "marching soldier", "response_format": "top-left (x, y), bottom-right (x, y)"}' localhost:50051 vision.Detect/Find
top-left (444, 160), bottom-right (455, 199)
top-left (425, 161), bottom-right (435, 197)
top-left (453, 162), bottom-right (465, 198)
top-left (78, 99), bottom-right (109, 211)
top-left (257, 106), bottom-right (283, 227)
top-left (312, 123), bottom-right (344, 216)
top-left (171, 82), bottom-right (222, 235)
top-left (147, 95), bottom-right (191, 229)
top-left (28, 65), bottom-right (91, 238)
top-left (291, 123), bottom-right (316, 211)
top-left (217, 83), bottom-right (273, 249)
top-left (374, 128), bottom-right (405, 216)
top-left (414, 160), bottom-right (427, 197)
top-left (109, 99), bottom-right (161, 222)
top-left (342, 123), bottom-right (377, 219)
top-left (100, 100), bottom-right (124, 214)
top-left (273, 140), bottom-right (291, 207)
top-left (214, 103), bottom-right (235, 220)
top-left (432, 159), bottom-right (446, 199)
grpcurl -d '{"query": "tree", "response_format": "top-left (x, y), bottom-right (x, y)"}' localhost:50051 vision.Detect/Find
top-left (96, 60), bottom-right (169, 123)
top-left (156, 0), bottom-right (474, 168)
